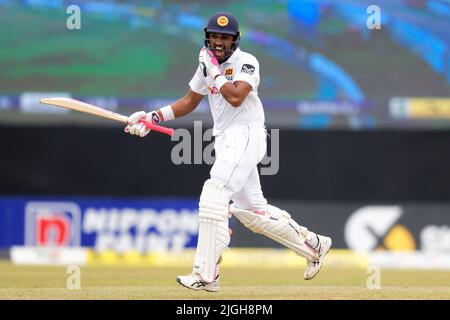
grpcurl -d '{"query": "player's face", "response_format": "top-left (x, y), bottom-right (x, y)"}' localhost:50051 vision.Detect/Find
top-left (209, 33), bottom-right (234, 60)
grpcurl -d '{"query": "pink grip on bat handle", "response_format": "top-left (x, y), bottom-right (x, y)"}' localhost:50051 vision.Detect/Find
top-left (139, 120), bottom-right (175, 136)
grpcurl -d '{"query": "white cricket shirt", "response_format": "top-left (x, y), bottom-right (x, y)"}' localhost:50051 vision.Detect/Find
top-left (189, 48), bottom-right (265, 136)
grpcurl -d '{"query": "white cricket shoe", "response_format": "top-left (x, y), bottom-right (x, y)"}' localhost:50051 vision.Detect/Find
top-left (176, 273), bottom-right (220, 292)
top-left (304, 235), bottom-right (332, 280)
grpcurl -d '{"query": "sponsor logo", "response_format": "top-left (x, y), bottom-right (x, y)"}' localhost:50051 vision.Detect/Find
top-left (82, 207), bottom-right (198, 253)
top-left (25, 202), bottom-right (81, 247)
top-left (208, 86), bottom-right (219, 95)
top-left (217, 16), bottom-right (229, 27)
top-left (225, 68), bottom-right (233, 76)
top-left (420, 225), bottom-right (450, 252)
top-left (389, 98), bottom-right (450, 119)
top-left (240, 64), bottom-right (255, 75)
top-left (344, 206), bottom-right (416, 252)
top-left (151, 112), bottom-right (160, 123)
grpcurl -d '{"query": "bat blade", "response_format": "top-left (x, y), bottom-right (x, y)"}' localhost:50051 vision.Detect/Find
top-left (39, 98), bottom-right (128, 123)
top-left (39, 97), bottom-right (174, 136)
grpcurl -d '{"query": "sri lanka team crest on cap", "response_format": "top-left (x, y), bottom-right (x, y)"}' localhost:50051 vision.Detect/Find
top-left (217, 16), bottom-right (229, 27)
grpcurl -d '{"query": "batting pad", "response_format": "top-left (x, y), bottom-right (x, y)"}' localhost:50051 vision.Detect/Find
top-left (194, 179), bottom-right (230, 283)
top-left (231, 204), bottom-right (320, 261)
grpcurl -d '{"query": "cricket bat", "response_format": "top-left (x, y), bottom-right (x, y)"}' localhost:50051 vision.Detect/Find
top-left (39, 97), bottom-right (174, 136)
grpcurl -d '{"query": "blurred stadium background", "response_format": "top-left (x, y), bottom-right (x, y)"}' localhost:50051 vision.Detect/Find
top-left (0, 0), bottom-right (450, 299)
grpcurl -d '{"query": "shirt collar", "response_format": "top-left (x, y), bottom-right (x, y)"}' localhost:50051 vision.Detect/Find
top-left (221, 48), bottom-right (241, 65)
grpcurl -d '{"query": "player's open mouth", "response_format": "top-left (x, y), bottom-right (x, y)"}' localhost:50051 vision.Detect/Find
top-left (214, 47), bottom-right (224, 57)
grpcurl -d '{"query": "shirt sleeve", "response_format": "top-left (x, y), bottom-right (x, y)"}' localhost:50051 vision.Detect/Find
top-left (233, 55), bottom-right (260, 90)
top-left (189, 66), bottom-right (209, 96)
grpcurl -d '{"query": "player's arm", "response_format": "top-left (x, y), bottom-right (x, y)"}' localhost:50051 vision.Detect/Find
top-left (169, 89), bottom-right (204, 118)
top-left (199, 48), bottom-right (256, 108)
top-left (215, 79), bottom-right (252, 108)
top-left (125, 89), bottom-right (204, 137)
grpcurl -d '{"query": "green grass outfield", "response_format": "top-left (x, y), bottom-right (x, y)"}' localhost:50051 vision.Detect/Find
top-left (0, 262), bottom-right (449, 300)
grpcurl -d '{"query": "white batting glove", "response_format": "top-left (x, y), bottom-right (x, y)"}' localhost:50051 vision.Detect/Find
top-left (125, 110), bottom-right (161, 138)
top-left (199, 47), bottom-right (221, 82)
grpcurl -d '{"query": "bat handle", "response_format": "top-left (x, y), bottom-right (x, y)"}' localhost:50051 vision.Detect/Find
top-left (139, 120), bottom-right (175, 136)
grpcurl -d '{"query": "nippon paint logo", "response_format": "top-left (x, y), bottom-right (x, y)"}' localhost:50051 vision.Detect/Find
top-left (82, 207), bottom-right (199, 253)
top-left (25, 202), bottom-right (81, 247)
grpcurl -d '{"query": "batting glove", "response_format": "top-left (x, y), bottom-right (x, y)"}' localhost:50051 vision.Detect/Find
top-left (125, 110), bottom-right (161, 137)
top-left (199, 47), bottom-right (221, 82)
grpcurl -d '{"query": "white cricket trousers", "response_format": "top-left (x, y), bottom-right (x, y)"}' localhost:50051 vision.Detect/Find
top-left (210, 123), bottom-right (268, 211)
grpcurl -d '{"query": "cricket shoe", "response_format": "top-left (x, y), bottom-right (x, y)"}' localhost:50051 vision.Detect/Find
top-left (176, 273), bottom-right (220, 292)
top-left (304, 235), bottom-right (332, 280)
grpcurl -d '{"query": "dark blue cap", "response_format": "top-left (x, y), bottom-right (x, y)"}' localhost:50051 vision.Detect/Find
top-left (204, 12), bottom-right (240, 36)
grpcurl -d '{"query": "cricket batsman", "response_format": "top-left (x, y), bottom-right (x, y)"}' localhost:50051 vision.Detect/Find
top-left (125, 12), bottom-right (332, 292)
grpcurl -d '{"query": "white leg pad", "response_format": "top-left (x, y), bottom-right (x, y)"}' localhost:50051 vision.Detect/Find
top-left (230, 204), bottom-right (319, 261)
top-left (193, 179), bottom-right (230, 283)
